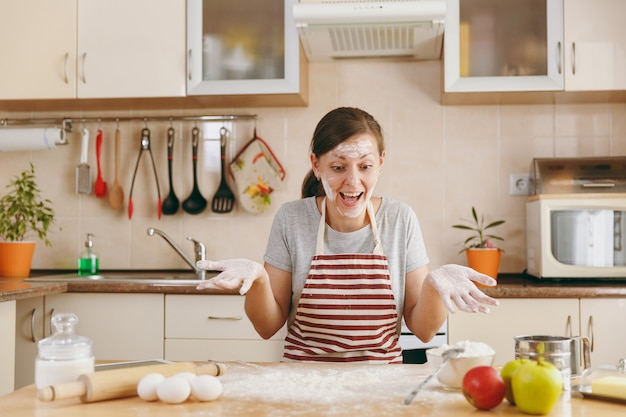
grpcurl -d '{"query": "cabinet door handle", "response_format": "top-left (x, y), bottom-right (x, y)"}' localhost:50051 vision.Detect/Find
top-left (571, 42), bottom-right (576, 75)
top-left (587, 315), bottom-right (594, 352)
top-left (80, 52), bottom-right (87, 84)
top-left (188, 49), bottom-right (193, 81)
top-left (30, 308), bottom-right (38, 343)
top-left (207, 315), bottom-right (242, 321)
top-left (557, 41), bottom-right (562, 74)
top-left (63, 53), bottom-right (69, 84)
top-left (47, 307), bottom-right (55, 338)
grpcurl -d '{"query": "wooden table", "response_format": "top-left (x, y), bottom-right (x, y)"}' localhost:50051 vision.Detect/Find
top-left (0, 362), bottom-right (624, 417)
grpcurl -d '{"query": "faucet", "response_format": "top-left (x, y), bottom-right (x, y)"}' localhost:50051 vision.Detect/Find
top-left (147, 227), bottom-right (206, 280)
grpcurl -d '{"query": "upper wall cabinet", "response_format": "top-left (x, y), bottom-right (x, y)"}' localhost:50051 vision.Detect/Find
top-left (186, 0), bottom-right (305, 98)
top-left (445, 0), bottom-right (626, 94)
top-left (77, 0), bottom-right (186, 98)
top-left (563, 0), bottom-right (626, 91)
top-left (0, 0), bottom-right (76, 99)
top-left (444, 0), bottom-right (563, 93)
top-left (0, 0), bottom-right (186, 100)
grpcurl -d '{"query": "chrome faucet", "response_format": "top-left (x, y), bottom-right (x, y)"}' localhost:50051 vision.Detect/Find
top-left (147, 227), bottom-right (206, 279)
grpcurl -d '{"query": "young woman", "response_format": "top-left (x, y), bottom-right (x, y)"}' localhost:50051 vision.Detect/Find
top-left (197, 107), bottom-right (498, 363)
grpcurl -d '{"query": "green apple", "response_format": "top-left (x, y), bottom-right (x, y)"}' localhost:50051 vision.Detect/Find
top-left (512, 360), bottom-right (563, 415)
top-left (500, 358), bottom-right (532, 405)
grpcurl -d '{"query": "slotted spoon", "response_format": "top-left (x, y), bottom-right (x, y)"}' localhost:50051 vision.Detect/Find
top-left (211, 127), bottom-right (235, 213)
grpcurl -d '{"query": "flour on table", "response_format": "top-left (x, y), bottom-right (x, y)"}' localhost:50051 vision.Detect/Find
top-left (218, 362), bottom-right (460, 416)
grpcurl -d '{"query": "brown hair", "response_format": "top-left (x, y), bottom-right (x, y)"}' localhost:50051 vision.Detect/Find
top-left (301, 107), bottom-right (385, 198)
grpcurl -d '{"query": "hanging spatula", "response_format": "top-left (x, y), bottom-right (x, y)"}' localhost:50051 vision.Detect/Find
top-left (76, 127), bottom-right (92, 194)
top-left (211, 127), bottom-right (235, 213)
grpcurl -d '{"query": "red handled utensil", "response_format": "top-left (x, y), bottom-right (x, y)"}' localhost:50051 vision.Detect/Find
top-left (94, 129), bottom-right (107, 198)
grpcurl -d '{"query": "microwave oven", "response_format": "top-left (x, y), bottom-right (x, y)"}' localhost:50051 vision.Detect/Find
top-left (526, 195), bottom-right (626, 279)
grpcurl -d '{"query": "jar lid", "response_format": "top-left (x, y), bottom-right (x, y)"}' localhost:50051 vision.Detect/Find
top-left (37, 312), bottom-right (93, 360)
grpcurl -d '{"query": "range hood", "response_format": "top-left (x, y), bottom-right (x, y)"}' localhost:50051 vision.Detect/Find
top-left (293, 0), bottom-right (446, 61)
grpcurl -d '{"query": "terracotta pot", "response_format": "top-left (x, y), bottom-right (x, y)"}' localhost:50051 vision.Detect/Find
top-left (0, 241), bottom-right (36, 279)
top-left (465, 248), bottom-right (501, 282)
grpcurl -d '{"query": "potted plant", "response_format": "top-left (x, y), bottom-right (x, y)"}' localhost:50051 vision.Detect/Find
top-left (0, 163), bottom-right (56, 279)
top-left (452, 206), bottom-right (505, 280)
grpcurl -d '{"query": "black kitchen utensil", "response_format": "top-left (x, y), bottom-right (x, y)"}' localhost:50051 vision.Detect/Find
top-left (211, 127), bottom-right (235, 213)
top-left (161, 127), bottom-right (179, 215)
top-left (128, 127), bottom-right (162, 220)
top-left (182, 127), bottom-right (207, 214)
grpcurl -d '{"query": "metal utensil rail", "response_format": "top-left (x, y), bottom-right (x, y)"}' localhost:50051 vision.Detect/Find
top-left (0, 114), bottom-right (257, 145)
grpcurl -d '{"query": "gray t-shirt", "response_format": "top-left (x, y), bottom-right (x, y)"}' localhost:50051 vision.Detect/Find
top-left (263, 196), bottom-right (429, 329)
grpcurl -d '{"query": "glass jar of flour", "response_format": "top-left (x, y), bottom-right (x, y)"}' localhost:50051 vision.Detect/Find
top-left (35, 312), bottom-right (95, 389)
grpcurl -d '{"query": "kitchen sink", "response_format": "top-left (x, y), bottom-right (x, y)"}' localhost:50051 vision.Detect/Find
top-left (25, 271), bottom-right (218, 286)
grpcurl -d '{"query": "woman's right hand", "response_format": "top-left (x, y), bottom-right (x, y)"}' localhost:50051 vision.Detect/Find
top-left (195, 259), bottom-right (265, 295)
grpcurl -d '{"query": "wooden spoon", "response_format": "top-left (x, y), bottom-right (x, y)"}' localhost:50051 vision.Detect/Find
top-left (108, 129), bottom-right (124, 210)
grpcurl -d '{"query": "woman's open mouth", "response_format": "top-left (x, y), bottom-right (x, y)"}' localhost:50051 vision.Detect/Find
top-left (340, 191), bottom-right (363, 205)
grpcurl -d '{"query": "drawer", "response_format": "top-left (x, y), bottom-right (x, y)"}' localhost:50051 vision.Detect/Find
top-left (165, 339), bottom-right (284, 362)
top-left (165, 294), bottom-right (286, 340)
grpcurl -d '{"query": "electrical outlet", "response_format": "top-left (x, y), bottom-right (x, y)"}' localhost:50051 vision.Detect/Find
top-left (509, 173), bottom-right (531, 196)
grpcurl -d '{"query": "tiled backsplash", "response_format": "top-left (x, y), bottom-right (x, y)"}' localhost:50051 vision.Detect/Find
top-left (1, 60), bottom-right (625, 274)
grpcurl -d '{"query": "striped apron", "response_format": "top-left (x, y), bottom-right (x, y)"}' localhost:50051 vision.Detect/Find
top-left (283, 199), bottom-right (402, 363)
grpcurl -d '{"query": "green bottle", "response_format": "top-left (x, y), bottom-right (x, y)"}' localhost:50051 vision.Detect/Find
top-left (78, 233), bottom-right (99, 276)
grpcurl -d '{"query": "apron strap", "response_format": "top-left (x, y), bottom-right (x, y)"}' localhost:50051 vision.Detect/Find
top-left (315, 198), bottom-right (384, 256)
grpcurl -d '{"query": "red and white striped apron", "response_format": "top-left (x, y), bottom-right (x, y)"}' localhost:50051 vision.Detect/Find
top-left (283, 199), bottom-right (402, 363)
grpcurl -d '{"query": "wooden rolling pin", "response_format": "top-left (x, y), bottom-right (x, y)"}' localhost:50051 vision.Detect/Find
top-left (37, 361), bottom-right (226, 403)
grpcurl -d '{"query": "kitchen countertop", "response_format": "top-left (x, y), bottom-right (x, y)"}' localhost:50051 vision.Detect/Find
top-left (2, 273), bottom-right (626, 302)
top-left (0, 362), bottom-right (623, 417)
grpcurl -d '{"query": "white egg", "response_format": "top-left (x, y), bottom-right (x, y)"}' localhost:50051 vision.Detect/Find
top-left (137, 373), bottom-right (166, 401)
top-left (156, 376), bottom-right (191, 404)
top-left (174, 371), bottom-right (197, 383)
top-left (190, 375), bottom-right (223, 402)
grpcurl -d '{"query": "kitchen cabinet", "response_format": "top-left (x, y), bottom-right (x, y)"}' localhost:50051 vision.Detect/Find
top-left (45, 293), bottom-right (164, 361)
top-left (14, 297), bottom-right (44, 390)
top-left (164, 294), bottom-right (286, 362)
top-left (444, 0), bottom-right (563, 93)
top-left (186, 0), bottom-right (307, 103)
top-left (580, 298), bottom-right (626, 366)
top-left (448, 298), bottom-right (580, 366)
top-left (0, 0), bottom-right (76, 99)
top-left (0, 300), bottom-right (16, 396)
top-left (445, 0), bottom-right (626, 94)
top-left (562, 0), bottom-right (626, 91)
top-left (0, 0), bottom-right (185, 100)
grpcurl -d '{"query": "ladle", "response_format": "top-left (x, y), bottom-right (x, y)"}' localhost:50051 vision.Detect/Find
top-left (107, 129), bottom-right (124, 210)
top-left (182, 127), bottom-right (207, 214)
top-left (161, 127), bottom-right (179, 215)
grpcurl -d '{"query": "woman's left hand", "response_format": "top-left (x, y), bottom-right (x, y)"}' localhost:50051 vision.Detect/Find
top-left (426, 264), bottom-right (499, 314)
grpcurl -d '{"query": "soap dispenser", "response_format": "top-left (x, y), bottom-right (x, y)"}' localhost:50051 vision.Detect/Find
top-left (78, 233), bottom-right (99, 276)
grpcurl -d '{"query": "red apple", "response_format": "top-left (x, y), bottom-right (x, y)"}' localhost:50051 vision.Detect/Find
top-left (462, 366), bottom-right (506, 410)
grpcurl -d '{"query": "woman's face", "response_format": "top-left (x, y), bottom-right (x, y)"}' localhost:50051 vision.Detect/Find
top-left (311, 133), bottom-right (385, 218)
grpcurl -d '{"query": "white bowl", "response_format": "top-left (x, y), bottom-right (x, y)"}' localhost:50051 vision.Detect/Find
top-left (425, 341), bottom-right (496, 389)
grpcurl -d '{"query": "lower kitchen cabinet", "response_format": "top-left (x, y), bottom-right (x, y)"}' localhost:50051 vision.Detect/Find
top-left (164, 294), bottom-right (286, 362)
top-left (448, 298), bottom-right (580, 366)
top-left (580, 298), bottom-right (626, 367)
top-left (45, 293), bottom-right (165, 362)
top-left (14, 297), bottom-right (44, 390)
top-left (0, 300), bottom-right (16, 396)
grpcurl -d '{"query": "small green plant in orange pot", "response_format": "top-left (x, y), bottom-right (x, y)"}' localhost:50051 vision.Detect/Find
top-left (452, 207), bottom-right (505, 280)
top-left (0, 163), bottom-right (56, 279)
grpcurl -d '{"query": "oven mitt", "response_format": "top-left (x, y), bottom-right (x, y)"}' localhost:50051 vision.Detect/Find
top-left (229, 133), bottom-right (285, 214)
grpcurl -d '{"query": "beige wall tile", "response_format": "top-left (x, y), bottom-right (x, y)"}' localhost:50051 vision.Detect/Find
top-left (1, 61), bottom-right (622, 275)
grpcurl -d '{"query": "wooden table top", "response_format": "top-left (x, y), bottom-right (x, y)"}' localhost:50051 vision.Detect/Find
top-left (1, 362), bottom-right (624, 417)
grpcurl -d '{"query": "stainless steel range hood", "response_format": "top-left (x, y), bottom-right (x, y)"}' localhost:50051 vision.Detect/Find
top-left (293, 0), bottom-right (446, 61)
